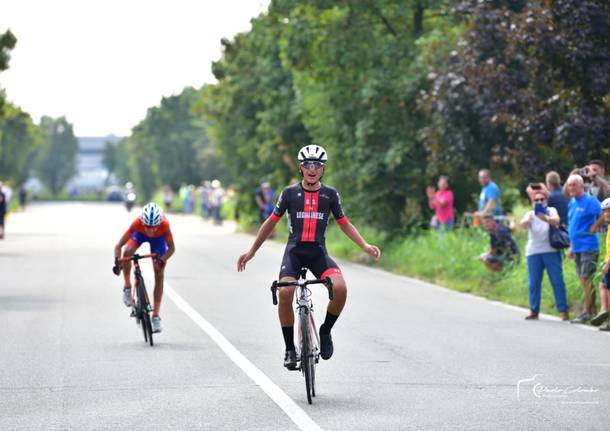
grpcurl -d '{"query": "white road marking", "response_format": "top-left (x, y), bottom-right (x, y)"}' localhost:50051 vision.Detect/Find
top-left (164, 284), bottom-right (324, 431)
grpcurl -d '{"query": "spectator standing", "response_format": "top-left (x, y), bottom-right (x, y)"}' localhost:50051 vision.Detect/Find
top-left (475, 169), bottom-right (502, 221)
top-left (545, 171), bottom-right (569, 226)
top-left (520, 191), bottom-right (569, 320)
top-left (582, 160), bottom-right (610, 201)
top-left (479, 213), bottom-right (519, 272)
top-left (184, 185), bottom-right (194, 214)
top-left (210, 180), bottom-right (223, 225)
top-left (426, 175), bottom-right (455, 236)
top-left (1, 181), bottom-right (13, 205)
top-left (178, 183), bottom-right (188, 213)
top-left (18, 186), bottom-right (27, 210)
top-left (199, 181), bottom-right (211, 219)
top-left (591, 198), bottom-right (610, 329)
top-left (0, 184), bottom-right (6, 239)
top-left (566, 174), bottom-right (602, 324)
top-left (163, 186), bottom-right (174, 213)
top-left (255, 181), bottom-right (275, 224)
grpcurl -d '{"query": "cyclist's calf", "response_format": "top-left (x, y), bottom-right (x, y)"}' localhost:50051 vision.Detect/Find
top-left (327, 274), bottom-right (347, 316)
top-left (278, 277), bottom-right (297, 326)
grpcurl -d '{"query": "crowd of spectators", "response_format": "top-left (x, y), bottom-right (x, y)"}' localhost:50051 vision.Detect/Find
top-left (424, 159), bottom-right (610, 329)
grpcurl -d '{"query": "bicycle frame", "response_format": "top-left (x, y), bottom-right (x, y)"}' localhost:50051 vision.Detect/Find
top-left (115, 253), bottom-right (157, 346)
top-left (271, 270), bottom-right (333, 403)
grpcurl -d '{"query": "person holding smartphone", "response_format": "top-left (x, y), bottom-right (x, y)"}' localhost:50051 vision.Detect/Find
top-left (520, 190), bottom-right (569, 320)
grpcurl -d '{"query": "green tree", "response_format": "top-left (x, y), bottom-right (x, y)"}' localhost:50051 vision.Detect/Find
top-left (0, 103), bottom-right (42, 185)
top-left (205, 11), bottom-right (313, 218)
top-left (0, 29), bottom-right (17, 115)
top-left (205, 1), bottom-right (458, 230)
top-left (37, 116), bottom-right (79, 196)
top-left (421, 0), bottom-right (610, 187)
top-left (125, 87), bottom-right (222, 200)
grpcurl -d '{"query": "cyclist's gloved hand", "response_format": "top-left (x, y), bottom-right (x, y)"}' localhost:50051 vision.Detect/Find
top-left (112, 257), bottom-right (121, 275)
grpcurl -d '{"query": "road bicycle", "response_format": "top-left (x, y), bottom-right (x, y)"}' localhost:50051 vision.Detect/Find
top-left (271, 268), bottom-right (333, 404)
top-left (113, 253), bottom-right (158, 346)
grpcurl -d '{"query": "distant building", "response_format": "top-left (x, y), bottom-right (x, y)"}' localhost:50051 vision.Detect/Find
top-left (67, 135), bottom-right (124, 193)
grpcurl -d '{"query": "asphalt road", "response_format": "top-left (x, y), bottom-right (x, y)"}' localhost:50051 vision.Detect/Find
top-left (1, 202), bottom-right (609, 431)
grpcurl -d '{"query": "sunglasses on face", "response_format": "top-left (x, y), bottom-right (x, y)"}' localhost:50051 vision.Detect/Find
top-left (301, 161), bottom-right (325, 170)
top-left (534, 198), bottom-right (546, 202)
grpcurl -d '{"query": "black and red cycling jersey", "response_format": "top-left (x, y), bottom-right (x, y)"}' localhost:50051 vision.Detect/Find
top-left (270, 183), bottom-right (349, 245)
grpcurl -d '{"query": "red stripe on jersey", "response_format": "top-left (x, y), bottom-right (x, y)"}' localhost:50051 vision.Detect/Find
top-left (269, 213), bottom-right (281, 223)
top-left (306, 191), bottom-right (320, 241)
top-left (300, 191), bottom-right (311, 242)
top-left (336, 216), bottom-right (349, 226)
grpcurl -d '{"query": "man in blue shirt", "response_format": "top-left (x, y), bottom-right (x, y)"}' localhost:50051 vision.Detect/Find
top-left (476, 169), bottom-right (502, 217)
top-left (566, 174), bottom-right (602, 324)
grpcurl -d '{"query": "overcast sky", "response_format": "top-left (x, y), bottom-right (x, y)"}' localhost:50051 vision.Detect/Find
top-left (0, 0), bottom-right (270, 136)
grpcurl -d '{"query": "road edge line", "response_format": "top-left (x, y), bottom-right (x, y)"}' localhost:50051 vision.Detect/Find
top-left (164, 284), bottom-right (324, 431)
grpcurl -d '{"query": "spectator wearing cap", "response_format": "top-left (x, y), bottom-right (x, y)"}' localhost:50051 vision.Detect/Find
top-left (479, 213), bottom-right (519, 272)
top-left (520, 189), bottom-right (569, 320)
top-left (566, 174), bottom-right (602, 324)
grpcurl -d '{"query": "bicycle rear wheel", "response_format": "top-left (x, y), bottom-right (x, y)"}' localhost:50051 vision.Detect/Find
top-left (300, 308), bottom-right (313, 404)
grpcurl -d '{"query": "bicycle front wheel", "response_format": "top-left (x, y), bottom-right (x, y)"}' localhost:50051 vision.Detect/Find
top-left (300, 308), bottom-right (314, 404)
top-left (142, 311), bottom-right (154, 346)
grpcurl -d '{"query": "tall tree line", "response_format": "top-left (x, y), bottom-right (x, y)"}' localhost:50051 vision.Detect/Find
top-left (1, 29), bottom-right (80, 196)
top-left (202, 0), bottom-right (608, 231)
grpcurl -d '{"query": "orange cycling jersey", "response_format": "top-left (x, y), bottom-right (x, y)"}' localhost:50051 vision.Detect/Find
top-left (125, 217), bottom-right (173, 242)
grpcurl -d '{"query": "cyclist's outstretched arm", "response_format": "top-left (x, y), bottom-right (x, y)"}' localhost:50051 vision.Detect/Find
top-left (114, 231), bottom-right (131, 260)
top-left (161, 238), bottom-right (176, 264)
top-left (338, 222), bottom-right (381, 260)
top-left (237, 216), bottom-right (278, 271)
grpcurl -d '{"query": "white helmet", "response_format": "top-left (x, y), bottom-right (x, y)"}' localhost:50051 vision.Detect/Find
top-left (141, 202), bottom-right (163, 226)
top-left (602, 198), bottom-right (610, 210)
top-left (297, 145), bottom-right (328, 163)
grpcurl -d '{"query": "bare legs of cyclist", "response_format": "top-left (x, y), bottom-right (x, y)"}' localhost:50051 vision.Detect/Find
top-left (152, 263), bottom-right (164, 318)
top-left (120, 244), bottom-right (137, 306)
top-left (278, 273), bottom-right (347, 368)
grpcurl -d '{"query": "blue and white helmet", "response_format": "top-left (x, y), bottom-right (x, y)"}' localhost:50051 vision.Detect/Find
top-left (602, 198), bottom-right (610, 211)
top-left (297, 145), bottom-right (328, 163)
top-left (141, 202), bottom-right (163, 226)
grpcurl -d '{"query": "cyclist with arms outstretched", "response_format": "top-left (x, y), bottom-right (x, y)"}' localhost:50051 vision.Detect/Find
top-left (114, 202), bottom-right (175, 333)
top-left (237, 145), bottom-right (381, 369)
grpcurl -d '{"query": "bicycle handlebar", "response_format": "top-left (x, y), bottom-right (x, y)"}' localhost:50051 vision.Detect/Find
top-left (270, 277), bottom-right (334, 305)
top-left (113, 253), bottom-right (159, 275)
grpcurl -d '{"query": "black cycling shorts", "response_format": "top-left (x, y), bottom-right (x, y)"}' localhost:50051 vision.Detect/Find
top-left (279, 242), bottom-right (342, 280)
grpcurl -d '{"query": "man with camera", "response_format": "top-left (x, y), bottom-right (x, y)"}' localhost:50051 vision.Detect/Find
top-left (564, 160), bottom-right (610, 203)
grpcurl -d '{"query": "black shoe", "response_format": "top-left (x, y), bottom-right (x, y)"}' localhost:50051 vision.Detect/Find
top-left (284, 349), bottom-right (297, 370)
top-left (320, 332), bottom-right (334, 360)
top-left (590, 311), bottom-right (609, 327)
top-left (570, 312), bottom-right (591, 324)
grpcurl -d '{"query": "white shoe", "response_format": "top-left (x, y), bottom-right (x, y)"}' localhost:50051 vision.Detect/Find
top-left (152, 316), bottom-right (162, 333)
top-left (122, 288), bottom-right (132, 307)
